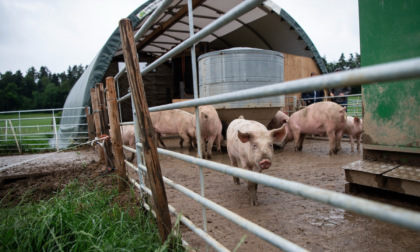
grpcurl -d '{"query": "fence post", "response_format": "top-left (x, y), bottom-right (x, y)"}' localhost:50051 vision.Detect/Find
top-left (8, 120), bottom-right (21, 154)
top-left (90, 88), bottom-right (105, 162)
top-left (52, 110), bottom-right (59, 152)
top-left (95, 83), bottom-right (113, 169)
top-left (106, 77), bottom-right (128, 192)
top-left (119, 18), bottom-right (172, 243)
top-left (84, 107), bottom-right (95, 141)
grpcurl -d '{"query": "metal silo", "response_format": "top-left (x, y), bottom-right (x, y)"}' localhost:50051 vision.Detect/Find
top-left (198, 47), bottom-right (284, 126)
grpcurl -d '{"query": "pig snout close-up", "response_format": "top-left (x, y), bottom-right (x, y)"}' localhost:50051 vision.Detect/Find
top-left (227, 116), bottom-right (287, 206)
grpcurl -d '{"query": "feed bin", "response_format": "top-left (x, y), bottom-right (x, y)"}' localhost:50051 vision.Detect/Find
top-left (198, 48), bottom-right (284, 127)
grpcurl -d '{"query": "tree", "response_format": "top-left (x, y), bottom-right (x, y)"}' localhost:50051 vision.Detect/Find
top-left (0, 65), bottom-right (86, 111)
top-left (323, 52), bottom-right (361, 94)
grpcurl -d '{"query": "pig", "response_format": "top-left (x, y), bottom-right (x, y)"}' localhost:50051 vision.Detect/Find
top-left (344, 116), bottom-right (363, 153)
top-left (266, 110), bottom-right (289, 130)
top-left (121, 125), bottom-right (136, 161)
top-left (150, 109), bottom-right (196, 151)
top-left (193, 105), bottom-right (223, 159)
top-left (278, 101), bottom-right (347, 155)
top-left (227, 116), bottom-right (287, 206)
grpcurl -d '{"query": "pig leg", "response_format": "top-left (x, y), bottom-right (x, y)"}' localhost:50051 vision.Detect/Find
top-left (334, 130), bottom-right (344, 154)
top-left (349, 135), bottom-right (355, 152)
top-left (179, 132), bottom-right (190, 149)
top-left (156, 133), bottom-right (166, 149)
top-left (296, 133), bottom-right (306, 151)
top-left (216, 133), bottom-right (222, 153)
top-left (356, 133), bottom-right (362, 153)
top-left (229, 155), bottom-right (240, 184)
top-left (248, 180), bottom-right (259, 206)
top-left (292, 130), bottom-right (302, 152)
top-left (206, 136), bottom-right (217, 159)
top-left (326, 130), bottom-right (336, 155)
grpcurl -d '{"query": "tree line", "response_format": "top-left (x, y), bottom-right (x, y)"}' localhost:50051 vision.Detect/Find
top-left (0, 65), bottom-right (86, 111)
top-left (0, 53), bottom-right (360, 112)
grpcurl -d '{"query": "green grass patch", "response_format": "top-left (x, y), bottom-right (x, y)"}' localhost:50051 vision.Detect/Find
top-left (0, 179), bottom-right (185, 251)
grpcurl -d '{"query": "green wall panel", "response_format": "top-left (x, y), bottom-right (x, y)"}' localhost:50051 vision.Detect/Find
top-left (359, 0), bottom-right (420, 149)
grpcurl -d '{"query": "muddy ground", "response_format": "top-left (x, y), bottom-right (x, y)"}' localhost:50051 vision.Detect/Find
top-left (1, 138), bottom-right (419, 251)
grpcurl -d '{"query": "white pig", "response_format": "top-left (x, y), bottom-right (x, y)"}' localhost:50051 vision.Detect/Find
top-left (279, 101), bottom-right (347, 155)
top-left (344, 116), bottom-right (363, 153)
top-left (227, 116), bottom-right (287, 206)
top-left (150, 109), bottom-right (196, 150)
top-left (266, 110), bottom-right (290, 130)
top-left (121, 125), bottom-right (136, 161)
top-left (193, 105), bottom-right (223, 159)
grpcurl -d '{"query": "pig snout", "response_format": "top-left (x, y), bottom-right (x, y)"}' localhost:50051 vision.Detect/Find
top-left (259, 159), bottom-right (271, 169)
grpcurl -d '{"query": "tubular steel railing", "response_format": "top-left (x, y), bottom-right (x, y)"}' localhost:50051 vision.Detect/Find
top-left (114, 0), bottom-right (420, 251)
top-left (0, 107), bottom-right (88, 153)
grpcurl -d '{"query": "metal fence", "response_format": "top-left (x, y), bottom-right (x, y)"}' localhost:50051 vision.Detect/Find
top-left (114, 0), bottom-right (420, 251)
top-left (298, 94), bottom-right (363, 118)
top-left (0, 107), bottom-right (89, 153)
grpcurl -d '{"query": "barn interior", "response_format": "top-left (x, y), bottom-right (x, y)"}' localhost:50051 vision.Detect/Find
top-left (59, 0), bottom-right (327, 132)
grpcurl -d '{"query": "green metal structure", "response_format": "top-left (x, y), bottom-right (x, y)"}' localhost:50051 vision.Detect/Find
top-left (359, 0), bottom-right (420, 163)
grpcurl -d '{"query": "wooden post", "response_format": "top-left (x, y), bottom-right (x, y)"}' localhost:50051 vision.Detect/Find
top-left (95, 83), bottom-right (112, 168)
top-left (106, 77), bottom-right (128, 192)
top-left (119, 18), bottom-right (172, 242)
top-left (8, 120), bottom-right (21, 154)
top-left (90, 88), bottom-right (105, 162)
top-left (84, 107), bottom-right (95, 141)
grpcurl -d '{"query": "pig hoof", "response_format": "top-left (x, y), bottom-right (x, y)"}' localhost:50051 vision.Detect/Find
top-left (250, 198), bottom-right (259, 206)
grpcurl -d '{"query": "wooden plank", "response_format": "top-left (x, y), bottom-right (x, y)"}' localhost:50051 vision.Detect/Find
top-left (90, 88), bottom-right (105, 162)
top-left (95, 83), bottom-right (112, 168)
top-left (119, 18), bottom-right (172, 243)
top-left (106, 77), bottom-right (128, 192)
top-left (283, 53), bottom-right (324, 112)
top-left (84, 107), bottom-right (95, 141)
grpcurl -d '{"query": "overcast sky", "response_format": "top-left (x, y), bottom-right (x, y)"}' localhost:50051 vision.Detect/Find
top-left (0, 0), bottom-right (360, 74)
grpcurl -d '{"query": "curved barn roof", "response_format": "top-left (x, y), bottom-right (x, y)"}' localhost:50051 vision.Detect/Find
top-left (58, 0), bottom-right (326, 147)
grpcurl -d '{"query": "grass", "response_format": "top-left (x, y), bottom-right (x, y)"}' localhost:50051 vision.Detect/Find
top-left (0, 179), bottom-right (185, 251)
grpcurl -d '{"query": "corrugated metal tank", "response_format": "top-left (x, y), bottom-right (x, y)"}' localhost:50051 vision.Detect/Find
top-left (198, 47), bottom-right (284, 125)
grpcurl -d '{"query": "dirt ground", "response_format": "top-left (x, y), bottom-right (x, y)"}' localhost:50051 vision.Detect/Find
top-left (1, 138), bottom-right (419, 251)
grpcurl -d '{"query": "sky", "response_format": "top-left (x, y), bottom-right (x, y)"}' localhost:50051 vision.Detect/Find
top-left (0, 0), bottom-right (360, 74)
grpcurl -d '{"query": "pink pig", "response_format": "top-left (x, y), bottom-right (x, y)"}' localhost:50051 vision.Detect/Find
top-left (121, 125), bottom-right (136, 161)
top-left (227, 116), bottom-right (287, 206)
top-left (266, 110), bottom-right (290, 130)
top-left (193, 105), bottom-right (223, 159)
top-left (150, 109), bottom-right (196, 150)
top-left (344, 116), bottom-right (363, 153)
top-left (279, 101), bottom-right (347, 155)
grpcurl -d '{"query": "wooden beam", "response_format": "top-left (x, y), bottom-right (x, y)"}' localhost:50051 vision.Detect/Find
top-left (95, 83), bottom-right (112, 168)
top-left (137, 0), bottom-right (206, 51)
top-left (106, 77), bottom-right (128, 192)
top-left (119, 18), bottom-right (172, 243)
top-left (90, 88), bottom-right (105, 162)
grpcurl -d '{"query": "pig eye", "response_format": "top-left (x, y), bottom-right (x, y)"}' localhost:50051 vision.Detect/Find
top-left (252, 143), bottom-right (257, 149)
top-left (269, 143), bottom-right (273, 148)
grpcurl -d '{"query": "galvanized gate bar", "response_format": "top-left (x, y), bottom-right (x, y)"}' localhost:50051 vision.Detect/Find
top-left (152, 146), bottom-right (420, 233)
top-left (147, 57), bottom-right (420, 112)
top-left (131, 160), bottom-right (307, 252)
top-left (124, 161), bottom-right (229, 252)
top-left (117, 0), bottom-right (265, 103)
top-left (115, 0), bottom-right (174, 80)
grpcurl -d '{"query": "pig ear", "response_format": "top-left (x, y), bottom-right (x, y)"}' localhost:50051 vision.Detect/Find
top-left (270, 125), bottom-right (287, 143)
top-left (201, 112), bottom-right (208, 120)
top-left (237, 130), bottom-right (252, 143)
